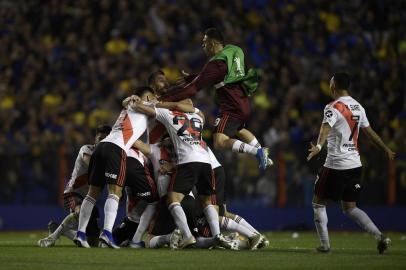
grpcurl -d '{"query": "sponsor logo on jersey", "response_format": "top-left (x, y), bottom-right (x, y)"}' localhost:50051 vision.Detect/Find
top-left (105, 172), bottom-right (118, 179)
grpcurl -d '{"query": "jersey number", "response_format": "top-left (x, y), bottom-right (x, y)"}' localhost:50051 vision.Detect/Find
top-left (349, 115), bottom-right (360, 140)
top-left (173, 116), bottom-right (202, 139)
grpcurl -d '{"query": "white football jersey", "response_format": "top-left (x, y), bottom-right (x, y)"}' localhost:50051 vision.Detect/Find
top-left (208, 147), bottom-right (221, 169)
top-left (127, 147), bottom-right (146, 166)
top-left (102, 108), bottom-right (148, 152)
top-left (149, 143), bottom-right (175, 197)
top-left (155, 108), bottom-right (211, 165)
top-left (64, 144), bottom-right (94, 196)
top-left (322, 96), bottom-right (369, 170)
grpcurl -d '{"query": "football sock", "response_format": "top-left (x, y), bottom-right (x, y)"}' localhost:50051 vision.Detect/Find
top-left (49, 212), bottom-right (78, 240)
top-left (103, 194), bottom-right (120, 232)
top-left (169, 202), bottom-right (192, 239)
top-left (203, 205), bottom-right (221, 236)
top-left (195, 237), bottom-right (216, 248)
top-left (234, 215), bottom-right (260, 234)
top-left (221, 217), bottom-right (256, 238)
top-left (345, 207), bottom-right (382, 240)
top-left (132, 203), bottom-right (156, 243)
top-left (149, 234), bottom-right (171, 248)
top-left (232, 140), bottom-right (258, 155)
top-left (249, 138), bottom-right (262, 149)
top-left (77, 195), bottom-right (96, 233)
top-left (313, 203), bottom-right (330, 248)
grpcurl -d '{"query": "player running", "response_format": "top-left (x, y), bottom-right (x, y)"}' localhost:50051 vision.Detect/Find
top-left (74, 90), bottom-right (149, 249)
top-left (158, 28), bottom-right (272, 171)
top-left (307, 72), bottom-right (395, 254)
top-left (38, 125), bottom-right (111, 247)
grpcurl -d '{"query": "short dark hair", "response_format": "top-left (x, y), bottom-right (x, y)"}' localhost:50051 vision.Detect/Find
top-left (147, 70), bottom-right (165, 87)
top-left (204, 28), bottom-right (224, 45)
top-left (134, 86), bottom-right (154, 96)
top-left (333, 72), bottom-right (351, 90)
top-left (96, 125), bottom-right (112, 135)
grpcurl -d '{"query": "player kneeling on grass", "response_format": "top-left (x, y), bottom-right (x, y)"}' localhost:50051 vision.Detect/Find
top-left (307, 72), bottom-right (395, 254)
top-left (38, 125), bottom-right (111, 247)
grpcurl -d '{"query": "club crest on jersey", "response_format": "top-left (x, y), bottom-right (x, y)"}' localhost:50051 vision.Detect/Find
top-left (325, 110), bottom-right (333, 118)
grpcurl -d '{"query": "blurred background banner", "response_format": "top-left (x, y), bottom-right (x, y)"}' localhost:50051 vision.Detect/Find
top-left (0, 0), bottom-right (405, 230)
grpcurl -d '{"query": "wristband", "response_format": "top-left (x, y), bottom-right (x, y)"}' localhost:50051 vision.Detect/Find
top-left (316, 144), bottom-right (322, 151)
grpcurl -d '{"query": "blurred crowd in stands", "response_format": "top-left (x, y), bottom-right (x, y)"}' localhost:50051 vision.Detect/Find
top-left (1, 0), bottom-right (405, 206)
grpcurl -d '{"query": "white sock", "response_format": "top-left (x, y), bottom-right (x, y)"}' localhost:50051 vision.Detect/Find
top-left (232, 140), bottom-right (258, 155)
top-left (103, 194), bottom-right (120, 232)
top-left (63, 229), bottom-right (77, 240)
top-left (169, 202), bottom-right (192, 239)
top-left (149, 234), bottom-right (171, 248)
top-left (221, 217), bottom-right (256, 238)
top-left (346, 207), bottom-right (382, 240)
top-left (234, 215), bottom-right (259, 234)
top-left (49, 212), bottom-right (78, 240)
top-left (203, 205), bottom-right (220, 236)
top-left (249, 138), bottom-right (262, 148)
top-left (77, 196), bottom-right (96, 233)
top-left (195, 237), bottom-right (216, 248)
top-left (132, 203), bottom-right (156, 243)
top-left (313, 203), bottom-right (330, 248)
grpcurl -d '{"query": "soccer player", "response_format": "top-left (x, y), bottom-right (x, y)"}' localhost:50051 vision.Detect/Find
top-left (74, 90), bottom-right (149, 249)
top-left (130, 97), bottom-right (231, 249)
top-left (158, 28), bottom-right (272, 171)
top-left (38, 125), bottom-right (111, 247)
top-left (307, 72), bottom-right (395, 254)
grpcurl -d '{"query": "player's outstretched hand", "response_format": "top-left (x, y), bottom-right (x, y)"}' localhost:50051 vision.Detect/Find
top-left (385, 148), bottom-right (396, 160)
top-left (307, 142), bottom-right (321, 161)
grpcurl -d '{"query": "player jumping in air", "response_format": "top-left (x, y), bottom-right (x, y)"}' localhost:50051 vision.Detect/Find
top-left (158, 28), bottom-right (272, 172)
top-left (307, 72), bottom-right (395, 254)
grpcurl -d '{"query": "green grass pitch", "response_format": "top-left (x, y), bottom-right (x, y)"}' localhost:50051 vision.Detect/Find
top-left (0, 231), bottom-right (405, 270)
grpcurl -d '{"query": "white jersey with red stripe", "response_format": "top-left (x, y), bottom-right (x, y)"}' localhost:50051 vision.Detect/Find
top-left (127, 147), bottom-right (146, 166)
top-left (322, 96), bottom-right (369, 170)
top-left (149, 143), bottom-right (176, 197)
top-left (102, 108), bottom-right (148, 152)
top-left (208, 147), bottom-right (221, 169)
top-left (64, 144), bottom-right (94, 197)
top-left (155, 108), bottom-right (211, 165)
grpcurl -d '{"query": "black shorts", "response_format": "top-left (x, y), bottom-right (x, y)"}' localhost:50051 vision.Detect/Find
top-left (88, 142), bottom-right (127, 187)
top-left (149, 195), bottom-right (197, 236)
top-left (168, 162), bottom-right (215, 197)
top-left (63, 192), bottom-right (83, 212)
top-left (214, 166), bottom-right (225, 208)
top-left (314, 166), bottom-right (362, 202)
top-left (125, 158), bottom-right (158, 203)
top-left (213, 114), bottom-right (245, 137)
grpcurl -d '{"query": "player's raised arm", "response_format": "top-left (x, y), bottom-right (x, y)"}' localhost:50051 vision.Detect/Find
top-left (361, 126), bottom-right (395, 160)
top-left (131, 100), bottom-right (156, 117)
top-left (156, 99), bottom-right (195, 113)
top-left (132, 140), bottom-right (152, 156)
top-left (307, 123), bottom-right (331, 161)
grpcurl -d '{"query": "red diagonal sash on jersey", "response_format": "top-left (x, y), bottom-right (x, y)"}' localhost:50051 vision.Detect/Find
top-left (333, 101), bottom-right (359, 150)
top-left (122, 112), bottom-right (133, 145)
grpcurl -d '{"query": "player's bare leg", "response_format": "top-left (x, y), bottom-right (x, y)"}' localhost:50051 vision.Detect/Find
top-left (167, 191), bottom-right (196, 248)
top-left (74, 185), bottom-right (101, 248)
top-left (213, 133), bottom-right (270, 171)
top-left (341, 201), bottom-right (391, 254)
top-left (312, 195), bottom-right (330, 252)
top-left (38, 212), bottom-right (78, 247)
